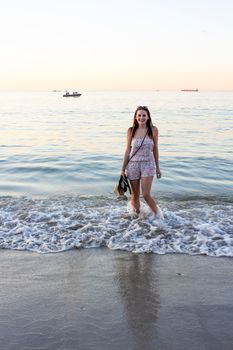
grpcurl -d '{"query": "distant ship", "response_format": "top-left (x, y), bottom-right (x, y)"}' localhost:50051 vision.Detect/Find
top-left (181, 89), bottom-right (199, 92)
top-left (63, 91), bottom-right (82, 97)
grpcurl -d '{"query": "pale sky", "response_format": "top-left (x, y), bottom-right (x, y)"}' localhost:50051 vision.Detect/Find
top-left (0, 0), bottom-right (232, 91)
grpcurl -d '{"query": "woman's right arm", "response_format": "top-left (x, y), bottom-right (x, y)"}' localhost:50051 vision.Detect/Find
top-left (121, 128), bottom-right (132, 176)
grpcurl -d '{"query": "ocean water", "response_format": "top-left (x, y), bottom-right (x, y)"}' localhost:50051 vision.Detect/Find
top-left (0, 91), bottom-right (232, 256)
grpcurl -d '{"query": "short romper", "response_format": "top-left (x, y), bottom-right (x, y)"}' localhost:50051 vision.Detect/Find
top-left (127, 160), bottom-right (155, 180)
top-left (126, 136), bottom-right (155, 180)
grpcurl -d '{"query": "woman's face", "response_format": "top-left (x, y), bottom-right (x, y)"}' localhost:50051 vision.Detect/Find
top-left (135, 109), bottom-right (149, 126)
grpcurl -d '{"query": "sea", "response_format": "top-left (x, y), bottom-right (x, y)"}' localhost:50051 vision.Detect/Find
top-left (0, 91), bottom-right (232, 256)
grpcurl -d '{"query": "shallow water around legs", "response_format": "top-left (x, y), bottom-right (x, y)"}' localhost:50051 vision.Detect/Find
top-left (0, 195), bottom-right (232, 256)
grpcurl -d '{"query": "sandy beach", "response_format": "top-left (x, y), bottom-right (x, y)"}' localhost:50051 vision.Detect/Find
top-left (0, 249), bottom-right (233, 350)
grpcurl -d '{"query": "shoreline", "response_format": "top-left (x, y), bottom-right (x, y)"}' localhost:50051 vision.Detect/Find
top-left (1, 248), bottom-right (233, 350)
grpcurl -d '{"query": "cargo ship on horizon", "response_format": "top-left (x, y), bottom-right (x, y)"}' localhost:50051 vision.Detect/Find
top-left (181, 88), bottom-right (199, 92)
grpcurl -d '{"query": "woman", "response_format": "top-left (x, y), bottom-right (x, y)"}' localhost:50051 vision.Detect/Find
top-left (121, 106), bottom-right (162, 216)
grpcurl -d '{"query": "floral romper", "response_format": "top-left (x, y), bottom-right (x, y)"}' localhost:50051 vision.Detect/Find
top-left (126, 136), bottom-right (155, 180)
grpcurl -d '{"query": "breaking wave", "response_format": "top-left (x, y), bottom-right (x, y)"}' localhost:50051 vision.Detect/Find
top-left (0, 195), bottom-right (233, 257)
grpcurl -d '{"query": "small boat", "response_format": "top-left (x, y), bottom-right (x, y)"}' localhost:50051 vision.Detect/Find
top-left (181, 89), bottom-right (199, 92)
top-left (63, 91), bottom-right (82, 97)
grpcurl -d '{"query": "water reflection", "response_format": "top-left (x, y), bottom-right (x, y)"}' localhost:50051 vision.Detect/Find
top-left (114, 254), bottom-right (160, 350)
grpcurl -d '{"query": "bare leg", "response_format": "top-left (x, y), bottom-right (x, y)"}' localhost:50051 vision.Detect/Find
top-left (129, 179), bottom-right (140, 214)
top-left (141, 176), bottom-right (158, 214)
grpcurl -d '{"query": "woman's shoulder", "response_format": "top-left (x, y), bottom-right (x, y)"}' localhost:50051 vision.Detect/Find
top-left (152, 125), bottom-right (158, 134)
top-left (127, 127), bottom-right (133, 135)
top-left (151, 126), bottom-right (158, 140)
top-left (126, 127), bottom-right (133, 142)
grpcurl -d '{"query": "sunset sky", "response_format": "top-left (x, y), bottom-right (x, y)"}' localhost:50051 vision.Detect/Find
top-left (1, 0), bottom-right (232, 91)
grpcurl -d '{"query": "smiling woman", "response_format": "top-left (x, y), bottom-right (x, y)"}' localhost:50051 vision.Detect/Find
top-left (121, 106), bottom-right (162, 218)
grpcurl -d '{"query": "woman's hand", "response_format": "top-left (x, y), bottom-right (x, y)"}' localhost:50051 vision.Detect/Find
top-left (156, 168), bottom-right (162, 179)
top-left (121, 170), bottom-right (126, 177)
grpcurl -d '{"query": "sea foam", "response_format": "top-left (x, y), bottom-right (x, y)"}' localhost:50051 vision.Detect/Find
top-left (0, 195), bottom-right (232, 256)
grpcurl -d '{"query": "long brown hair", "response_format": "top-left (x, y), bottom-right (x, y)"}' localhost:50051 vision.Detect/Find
top-left (129, 106), bottom-right (154, 138)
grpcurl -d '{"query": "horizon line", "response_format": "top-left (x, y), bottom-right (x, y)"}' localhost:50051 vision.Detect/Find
top-left (0, 89), bottom-right (233, 93)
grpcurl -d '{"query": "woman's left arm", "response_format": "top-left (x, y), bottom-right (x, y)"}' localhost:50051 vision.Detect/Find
top-left (153, 127), bottom-right (162, 179)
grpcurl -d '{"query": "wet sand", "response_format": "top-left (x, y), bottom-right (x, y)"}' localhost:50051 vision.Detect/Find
top-left (0, 249), bottom-right (233, 350)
